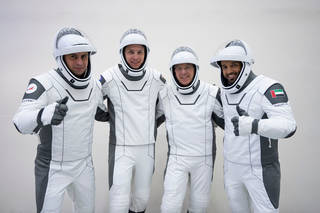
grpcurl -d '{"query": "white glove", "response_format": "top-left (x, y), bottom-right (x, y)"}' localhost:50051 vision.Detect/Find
top-left (231, 105), bottom-right (259, 136)
top-left (39, 97), bottom-right (69, 126)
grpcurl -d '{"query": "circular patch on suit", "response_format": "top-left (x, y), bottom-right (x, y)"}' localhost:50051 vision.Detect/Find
top-left (26, 83), bottom-right (37, 94)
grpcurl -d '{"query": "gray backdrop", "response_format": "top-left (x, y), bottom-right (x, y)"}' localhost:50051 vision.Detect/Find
top-left (1, 0), bottom-right (319, 212)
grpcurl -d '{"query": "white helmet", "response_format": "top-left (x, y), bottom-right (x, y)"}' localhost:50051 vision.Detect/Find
top-left (119, 29), bottom-right (149, 76)
top-left (54, 27), bottom-right (96, 89)
top-left (210, 40), bottom-right (254, 93)
top-left (170, 46), bottom-right (199, 94)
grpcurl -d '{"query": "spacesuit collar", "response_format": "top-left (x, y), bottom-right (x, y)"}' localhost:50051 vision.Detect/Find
top-left (118, 64), bottom-right (145, 81)
top-left (176, 80), bottom-right (200, 95)
top-left (56, 68), bottom-right (89, 89)
top-left (234, 71), bottom-right (257, 94)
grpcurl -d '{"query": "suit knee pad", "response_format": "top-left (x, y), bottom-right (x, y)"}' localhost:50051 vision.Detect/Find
top-left (188, 195), bottom-right (210, 212)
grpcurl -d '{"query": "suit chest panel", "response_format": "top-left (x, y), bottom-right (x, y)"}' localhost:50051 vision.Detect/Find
top-left (107, 73), bottom-right (159, 118)
top-left (165, 87), bottom-right (212, 127)
top-left (46, 77), bottom-right (98, 124)
top-left (222, 83), bottom-right (265, 122)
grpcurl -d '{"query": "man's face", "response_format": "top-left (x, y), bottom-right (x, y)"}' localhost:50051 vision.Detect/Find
top-left (63, 52), bottom-right (89, 77)
top-left (220, 60), bottom-right (242, 85)
top-left (124, 44), bottom-right (145, 69)
top-left (174, 63), bottom-right (195, 86)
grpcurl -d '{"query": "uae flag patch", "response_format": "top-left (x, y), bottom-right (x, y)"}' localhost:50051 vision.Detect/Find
top-left (270, 89), bottom-right (284, 98)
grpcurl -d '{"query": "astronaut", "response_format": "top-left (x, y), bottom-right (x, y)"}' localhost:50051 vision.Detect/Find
top-left (210, 40), bottom-right (297, 213)
top-left (98, 29), bottom-right (166, 213)
top-left (157, 46), bottom-right (224, 213)
top-left (13, 27), bottom-right (106, 213)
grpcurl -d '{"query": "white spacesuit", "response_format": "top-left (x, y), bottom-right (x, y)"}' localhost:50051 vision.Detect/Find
top-left (99, 29), bottom-right (166, 213)
top-left (158, 47), bottom-right (224, 213)
top-left (210, 40), bottom-right (297, 213)
top-left (13, 27), bottom-right (104, 213)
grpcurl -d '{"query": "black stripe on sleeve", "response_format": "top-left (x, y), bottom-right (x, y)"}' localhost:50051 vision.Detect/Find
top-left (264, 83), bottom-right (288, 105)
top-left (23, 78), bottom-right (45, 100)
top-left (216, 88), bottom-right (222, 106)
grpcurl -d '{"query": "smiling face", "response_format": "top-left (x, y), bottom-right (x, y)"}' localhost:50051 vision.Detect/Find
top-left (63, 52), bottom-right (89, 77)
top-left (124, 44), bottom-right (146, 69)
top-left (173, 63), bottom-right (195, 86)
top-left (220, 60), bottom-right (243, 85)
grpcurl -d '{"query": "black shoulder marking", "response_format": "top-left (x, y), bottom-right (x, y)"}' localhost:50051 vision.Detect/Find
top-left (160, 74), bottom-right (166, 84)
top-left (216, 88), bottom-right (222, 106)
top-left (99, 75), bottom-right (106, 85)
top-left (264, 83), bottom-right (288, 105)
top-left (22, 78), bottom-right (45, 100)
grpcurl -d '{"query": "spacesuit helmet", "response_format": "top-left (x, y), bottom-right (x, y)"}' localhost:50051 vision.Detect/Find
top-left (119, 29), bottom-right (149, 76)
top-left (53, 27), bottom-right (96, 88)
top-left (210, 39), bottom-right (254, 93)
top-left (170, 46), bottom-right (199, 94)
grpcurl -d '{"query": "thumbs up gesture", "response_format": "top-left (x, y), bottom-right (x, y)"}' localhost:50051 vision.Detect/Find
top-left (52, 96), bottom-right (69, 125)
top-left (231, 105), bottom-right (259, 136)
top-left (40, 96), bottom-right (69, 126)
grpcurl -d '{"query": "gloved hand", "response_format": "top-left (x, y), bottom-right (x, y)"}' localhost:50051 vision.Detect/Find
top-left (231, 105), bottom-right (259, 136)
top-left (39, 96), bottom-right (69, 126)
